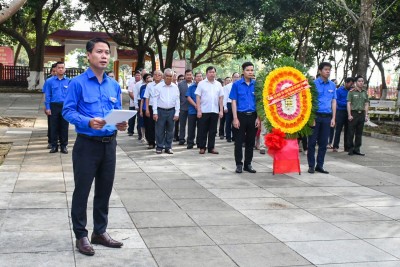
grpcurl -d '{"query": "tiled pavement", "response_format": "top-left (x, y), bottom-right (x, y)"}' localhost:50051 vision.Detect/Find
top-left (1, 93), bottom-right (400, 266)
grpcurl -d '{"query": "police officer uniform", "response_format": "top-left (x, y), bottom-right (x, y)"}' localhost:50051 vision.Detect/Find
top-left (347, 88), bottom-right (369, 155)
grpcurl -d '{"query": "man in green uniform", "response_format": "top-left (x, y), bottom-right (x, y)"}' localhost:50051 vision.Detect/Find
top-left (347, 75), bottom-right (369, 156)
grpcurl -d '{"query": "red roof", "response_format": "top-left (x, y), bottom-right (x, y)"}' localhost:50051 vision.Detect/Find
top-left (44, 45), bottom-right (65, 55)
top-left (48, 30), bottom-right (114, 41)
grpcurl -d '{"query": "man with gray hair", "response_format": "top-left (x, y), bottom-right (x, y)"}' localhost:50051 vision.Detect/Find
top-left (153, 69), bottom-right (180, 154)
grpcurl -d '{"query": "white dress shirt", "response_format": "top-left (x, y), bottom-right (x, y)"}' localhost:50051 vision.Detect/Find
top-left (133, 80), bottom-right (143, 108)
top-left (144, 81), bottom-right (162, 107)
top-left (153, 82), bottom-right (180, 116)
top-left (195, 78), bottom-right (223, 113)
top-left (127, 78), bottom-right (137, 107)
top-left (223, 83), bottom-right (233, 110)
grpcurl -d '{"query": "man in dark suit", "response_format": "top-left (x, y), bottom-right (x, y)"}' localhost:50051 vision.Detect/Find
top-left (177, 69), bottom-right (193, 145)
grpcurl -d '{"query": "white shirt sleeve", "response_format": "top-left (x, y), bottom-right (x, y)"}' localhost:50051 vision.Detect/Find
top-left (175, 85), bottom-right (180, 117)
top-left (153, 84), bottom-right (160, 115)
top-left (223, 85), bottom-right (228, 110)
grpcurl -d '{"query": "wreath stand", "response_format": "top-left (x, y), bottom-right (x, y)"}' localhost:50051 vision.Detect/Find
top-left (271, 139), bottom-right (301, 175)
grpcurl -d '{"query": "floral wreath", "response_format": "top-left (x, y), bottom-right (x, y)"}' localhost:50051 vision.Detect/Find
top-left (255, 57), bottom-right (318, 139)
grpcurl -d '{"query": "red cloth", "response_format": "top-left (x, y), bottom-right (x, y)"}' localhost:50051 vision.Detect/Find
top-left (270, 139), bottom-right (300, 174)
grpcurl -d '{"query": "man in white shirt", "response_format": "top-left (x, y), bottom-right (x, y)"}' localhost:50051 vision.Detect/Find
top-left (153, 69), bottom-right (180, 154)
top-left (143, 70), bottom-right (163, 149)
top-left (223, 72), bottom-right (240, 142)
top-left (195, 66), bottom-right (224, 154)
top-left (133, 69), bottom-right (147, 140)
top-left (127, 71), bottom-right (141, 136)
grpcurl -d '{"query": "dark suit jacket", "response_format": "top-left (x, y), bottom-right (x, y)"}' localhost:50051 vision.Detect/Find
top-left (178, 80), bottom-right (190, 111)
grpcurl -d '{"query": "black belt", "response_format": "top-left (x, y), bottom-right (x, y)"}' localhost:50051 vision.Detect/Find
top-left (158, 107), bottom-right (175, 111)
top-left (352, 110), bottom-right (365, 114)
top-left (316, 112), bottom-right (332, 118)
top-left (238, 111), bottom-right (256, 115)
top-left (78, 132), bottom-right (117, 143)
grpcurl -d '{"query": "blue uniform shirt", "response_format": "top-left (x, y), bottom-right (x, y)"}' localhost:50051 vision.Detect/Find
top-left (314, 77), bottom-right (337, 114)
top-left (62, 68), bottom-right (122, 137)
top-left (140, 84), bottom-right (147, 111)
top-left (229, 78), bottom-right (256, 112)
top-left (336, 85), bottom-right (349, 110)
top-left (186, 83), bottom-right (198, 115)
top-left (44, 76), bottom-right (70, 110)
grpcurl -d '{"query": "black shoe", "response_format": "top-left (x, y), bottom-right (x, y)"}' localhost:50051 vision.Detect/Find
top-left (187, 145), bottom-right (193, 149)
top-left (348, 151), bottom-right (354, 156)
top-left (235, 165), bottom-right (243, 173)
top-left (47, 144), bottom-right (52, 149)
top-left (308, 167), bottom-right (315, 173)
top-left (165, 149), bottom-right (173, 154)
top-left (315, 167), bottom-right (329, 174)
top-left (220, 135), bottom-right (224, 140)
top-left (243, 165), bottom-right (256, 173)
top-left (49, 146), bottom-right (58, 153)
top-left (60, 147), bottom-right (68, 154)
top-left (178, 141), bottom-right (185, 145)
top-left (128, 132), bottom-right (133, 136)
top-left (354, 151), bottom-right (365, 156)
top-left (227, 139), bottom-right (232, 142)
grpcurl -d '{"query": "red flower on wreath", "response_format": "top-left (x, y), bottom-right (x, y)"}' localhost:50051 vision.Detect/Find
top-left (265, 128), bottom-right (287, 151)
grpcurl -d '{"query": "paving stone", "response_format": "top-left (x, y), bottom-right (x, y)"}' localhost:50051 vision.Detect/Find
top-left (209, 188), bottom-right (276, 198)
top-left (368, 206), bottom-right (400, 219)
top-left (155, 179), bottom-right (204, 189)
top-left (113, 176), bottom-right (159, 189)
top-left (201, 225), bottom-right (279, 244)
top-left (75, 248), bottom-right (157, 267)
top-left (221, 243), bottom-right (311, 267)
top-left (118, 189), bottom-right (180, 212)
top-left (13, 179), bottom-right (66, 193)
top-left (340, 195), bottom-right (400, 207)
top-left (0, 192), bottom-right (11, 209)
top-left (317, 262), bottom-right (400, 267)
top-left (163, 188), bottom-right (216, 199)
top-left (145, 172), bottom-right (192, 180)
top-left (187, 210), bottom-right (254, 226)
top-left (85, 208), bottom-right (135, 229)
top-left (284, 196), bottom-right (358, 209)
top-left (333, 221), bottom-right (400, 238)
top-left (241, 209), bottom-right (322, 224)
top-left (196, 179), bottom-right (258, 189)
top-left (0, 251), bottom-right (75, 267)
top-left (365, 238), bottom-right (400, 258)
top-left (130, 211), bottom-right (196, 228)
top-left (306, 207), bottom-right (392, 222)
top-left (286, 240), bottom-right (397, 265)
top-left (368, 186), bottom-right (400, 197)
top-left (90, 229), bottom-right (146, 250)
top-left (138, 227), bottom-right (214, 248)
top-left (175, 198), bottom-right (234, 211)
top-left (223, 197), bottom-right (297, 210)
top-left (9, 192), bottom-right (67, 209)
top-left (320, 186), bottom-right (386, 197)
top-left (261, 222), bottom-right (356, 242)
top-left (250, 177), bottom-right (309, 188)
top-left (150, 246), bottom-right (237, 267)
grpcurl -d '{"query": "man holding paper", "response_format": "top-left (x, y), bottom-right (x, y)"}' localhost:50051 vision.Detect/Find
top-left (62, 37), bottom-right (127, 256)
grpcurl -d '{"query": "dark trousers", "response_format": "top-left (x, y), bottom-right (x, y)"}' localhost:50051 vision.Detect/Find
top-left (198, 112), bottom-right (219, 151)
top-left (307, 115), bottom-right (331, 168)
top-left (329, 126), bottom-right (335, 144)
top-left (333, 109), bottom-right (349, 150)
top-left (127, 106), bottom-right (136, 134)
top-left (179, 110), bottom-right (188, 142)
top-left (225, 103), bottom-right (233, 140)
top-left (348, 111), bottom-right (365, 153)
top-left (155, 108), bottom-right (175, 150)
top-left (187, 114), bottom-right (198, 146)
top-left (144, 106), bottom-right (155, 146)
top-left (174, 120), bottom-right (179, 141)
top-left (71, 135), bottom-right (116, 239)
top-left (298, 136), bottom-right (308, 151)
top-left (233, 112), bottom-right (257, 166)
top-left (219, 113), bottom-right (226, 137)
top-left (47, 115), bottom-right (51, 144)
top-left (50, 102), bottom-right (68, 148)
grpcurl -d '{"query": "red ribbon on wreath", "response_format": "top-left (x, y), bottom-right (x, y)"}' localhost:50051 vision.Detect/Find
top-left (265, 128), bottom-right (287, 156)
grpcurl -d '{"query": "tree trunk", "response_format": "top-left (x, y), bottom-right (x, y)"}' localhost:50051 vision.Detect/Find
top-left (136, 49), bottom-right (145, 70)
top-left (13, 43), bottom-right (22, 65)
top-left (0, 0), bottom-right (28, 24)
top-left (396, 75), bottom-right (400, 107)
top-left (164, 22), bottom-right (181, 69)
top-left (356, 0), bottom-right (374, 78)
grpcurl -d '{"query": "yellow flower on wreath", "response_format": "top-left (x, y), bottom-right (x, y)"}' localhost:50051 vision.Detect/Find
top-left (262, 67), bottom-right (312, 134)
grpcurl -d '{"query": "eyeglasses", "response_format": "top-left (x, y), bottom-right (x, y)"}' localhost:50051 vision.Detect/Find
top-left (165, 75), bottom-right (173, 77)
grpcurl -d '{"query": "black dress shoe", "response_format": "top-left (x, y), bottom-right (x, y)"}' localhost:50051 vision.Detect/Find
top-left (178, 141), bottom-right (185, 145)
top-left (220, 135), bottom-right (224, 140)
top-left (244, 165), bottom-right (256, 173)
top-left (354, 151), bottom-right (365, 156)
top-left (76, 237), bottom-right (95, 256)
top-left (49, 147), bottom-right (58, 153)
top-left (187, 145), bottom-right (193, 149)
top-left (235, 165), bottom-right (243, 173)
top-left (315, 167), bottom-right (329, 174)
top-left (348, 151), bottom-right (354, 156)
top-left (308, 167), bottom-right (315, 173)
top-left (91, 232), bottom-right (123, 248)
top-left (60, 147), bottom-right (68, 154)
top-left (227, 139), bottom-right (232, 142)
top-left (46, 144), bottom-right (52, 149)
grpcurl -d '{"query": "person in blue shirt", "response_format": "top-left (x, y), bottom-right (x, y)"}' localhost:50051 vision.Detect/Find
top-left (139, 73), bottom-right (152, 146)
top-left (44, 61), bottom-right (70, 154)
top-left (307, 62), bottom-right (337, 174)
top-left (230, 62), bottom-right (260, 174)
top-left (62, 38), bottom-right (127, 256)
top-left (42, 63), bottom-right (57, 149)
top-left (186, 71), bottom-right (203, 149)
top-left (332, 77), bottom-right (354, 152)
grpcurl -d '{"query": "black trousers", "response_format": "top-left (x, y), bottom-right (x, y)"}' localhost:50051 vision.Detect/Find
top-left (198, 112), bottom-right (219, 151)
top-left (50, 102), bottom-right (68, 148)
top-left (71, 135), bottom-right (117, 239)
top-left (174, 120), bottom-right (179, 140)
top-left (179, 110), bottom-right (188, 142)
top-left (225, 103), bottom-right (233, 140)
top-left (144, 106), bottom-right (155, 146)
top-left (333, 109), bottom-right (349, 150)
top-left (47, 115), bottom-right (51, 144)
top-left (219, 113), bottom-right (226, 137)
top-left (348, 110), bottom-right (365, 153)
top-left (127, 106), bottom-right (136, 134)
top-left (233, 112), bottom-right (257, 166)
top-left (187, 114), bottom-right (198, 146)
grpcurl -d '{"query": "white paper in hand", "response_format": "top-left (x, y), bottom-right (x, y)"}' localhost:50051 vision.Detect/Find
top-left (104, 110), bottom-right (137, 125)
